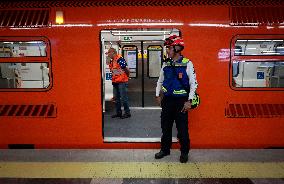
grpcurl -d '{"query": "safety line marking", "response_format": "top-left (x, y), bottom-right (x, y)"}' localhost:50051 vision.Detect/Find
top-left (0, 162), bottom-right (283, 178)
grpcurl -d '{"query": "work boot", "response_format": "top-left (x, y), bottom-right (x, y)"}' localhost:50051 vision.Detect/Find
top-left (154, 150), bottom-right (170, 159)
top-left (111, 114), bottom-right (122, 118)
top-left (179, 153), bottom-right (188, 163)
top-left (121, 113), bottom-right (131, 119)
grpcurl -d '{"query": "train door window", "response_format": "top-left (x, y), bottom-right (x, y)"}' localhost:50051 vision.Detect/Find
top-left (0, 37), bottom-right (51, 90)
top-left (147, 45), bottom-right (162, 78)
top-left (122, 46), bottom-right (138, 78)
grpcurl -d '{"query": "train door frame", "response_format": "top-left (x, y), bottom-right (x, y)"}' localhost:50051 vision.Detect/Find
top-left (100, 29), bottom-right (180, 142)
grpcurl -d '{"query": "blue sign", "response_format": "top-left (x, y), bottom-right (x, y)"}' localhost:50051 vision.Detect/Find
top-left (257, 71), bottom-right (264, 79)
top-left (106, 73), bottom-right (112, 80)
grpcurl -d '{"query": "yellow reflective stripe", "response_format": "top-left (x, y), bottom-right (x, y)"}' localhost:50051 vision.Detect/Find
top-left (165, 58), bottom-right (188, 66)
top-left (174, 63), bottom-right (187, 66)
top-left (182, 58), bottom-right (189, 63)
top-left (173, 89), bottom-right (187, 94)
top-left (166, 62), bottom-right (172, 66)
top-left (165, 63), bottom-right (187, 67)
top-left (162, 86), bottom-right (167, 92)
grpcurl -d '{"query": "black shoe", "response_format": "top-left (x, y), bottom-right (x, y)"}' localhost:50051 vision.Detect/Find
top-left (120, 113), bottom-right (131, 119)
top-left (111, 114), bottom-right (122, 118)
top-left (155, 150), bottom-right (170, 159)
top-left (180, 154), bottom-right (188, 163)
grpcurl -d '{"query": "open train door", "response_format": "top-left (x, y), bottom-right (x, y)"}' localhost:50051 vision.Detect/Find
top-left (101, 29), bottom-right (179, 142)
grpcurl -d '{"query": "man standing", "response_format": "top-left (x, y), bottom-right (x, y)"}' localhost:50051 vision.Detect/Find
top-left (155, 35), bottom-right (198, 163)
top-left (106, 48), bottom-right (131, 119)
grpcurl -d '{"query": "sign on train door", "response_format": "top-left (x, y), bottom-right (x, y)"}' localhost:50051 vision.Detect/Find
top-left (122, 46), bottom-right (138, 78)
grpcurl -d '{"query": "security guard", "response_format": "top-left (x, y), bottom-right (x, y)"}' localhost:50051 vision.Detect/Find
top-left (155, 35), bottom-right (198, 163)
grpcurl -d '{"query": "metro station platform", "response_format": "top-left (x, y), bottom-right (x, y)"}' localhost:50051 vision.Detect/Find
top-left (0, 149), bottom-right (284, 184)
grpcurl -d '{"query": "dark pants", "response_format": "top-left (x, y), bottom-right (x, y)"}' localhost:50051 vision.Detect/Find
top-left (113, 82), bottom-right (130, 115)
top-left (160, 96), bottom-right (190, 155)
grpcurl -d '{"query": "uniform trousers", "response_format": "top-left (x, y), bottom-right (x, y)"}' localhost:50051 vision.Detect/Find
top-left (112, 82), bottom-right (130, 115)
top-left (160, 96), bottom-right (190, 155)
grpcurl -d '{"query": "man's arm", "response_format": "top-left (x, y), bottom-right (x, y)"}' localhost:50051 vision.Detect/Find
top-left (155, 63), bottom-right (165, 106)
top-left (181, 61), bottom-right (198, 112)
top-left (156, 63), bottom-right (165, 97)
top-left (123, 67), bottom-right (130, 77)
top-left (186, 61), bottom-right (198, 101)
top-left (117, 57), bottom-right (129, 76)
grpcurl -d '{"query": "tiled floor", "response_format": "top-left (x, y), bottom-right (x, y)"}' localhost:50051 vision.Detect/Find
top-left (0, 149), bottom-right (283, 183)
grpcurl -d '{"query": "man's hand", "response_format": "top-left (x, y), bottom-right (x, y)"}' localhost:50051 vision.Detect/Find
top-left (181, 101), bottom-right (191, 112)
top-left (124, 67), bottom-right (130, 77)
top-left (155, 96), bottom-right (162, 107)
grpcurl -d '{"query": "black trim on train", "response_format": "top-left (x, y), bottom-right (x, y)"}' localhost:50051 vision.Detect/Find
top-left (8, 144), bottom-right (34, 149)
top-left (1, 0), bottom-right (284, 9)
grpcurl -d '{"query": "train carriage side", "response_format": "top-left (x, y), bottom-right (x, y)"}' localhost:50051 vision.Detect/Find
top-left (0, 3), bottom-right (283, 148)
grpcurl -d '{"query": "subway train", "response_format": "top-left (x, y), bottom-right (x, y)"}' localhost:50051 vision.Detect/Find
top-left (0, 0), bottom-right (283, 149)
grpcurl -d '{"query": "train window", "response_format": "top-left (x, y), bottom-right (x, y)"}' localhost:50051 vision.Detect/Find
top-left (0, 41), bottom-right (47, 57)
top-left (232, 61), bottom-right (284, 88)
top-left (0, 37), bottom-right (51, 90)
top-left (0, 63), bottom-right (50, 89)
top-left (235, 39), bottom-right (284, 56)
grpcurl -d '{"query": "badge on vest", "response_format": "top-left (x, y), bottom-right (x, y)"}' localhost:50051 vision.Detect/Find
top-left (178, 72), bottom-right (183, 79)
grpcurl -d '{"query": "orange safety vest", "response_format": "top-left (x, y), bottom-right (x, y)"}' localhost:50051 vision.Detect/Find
top-left (109, 54), bottom-right (129, 83)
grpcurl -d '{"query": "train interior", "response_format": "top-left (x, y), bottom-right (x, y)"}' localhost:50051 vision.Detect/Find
top-left (101, 28), bottom-right (180, 142)
top-left (0, 41), bottom-right (50, 89)
top-left (233, 39), bottom-right (284, 88)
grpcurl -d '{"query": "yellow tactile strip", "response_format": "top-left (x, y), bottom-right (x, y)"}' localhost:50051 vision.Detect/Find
top-left (0, 162), bottom-right (283, 178)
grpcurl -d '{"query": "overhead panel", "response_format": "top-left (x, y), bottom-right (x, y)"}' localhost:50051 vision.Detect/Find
top-left (101, 29), bottom-right (180, 42)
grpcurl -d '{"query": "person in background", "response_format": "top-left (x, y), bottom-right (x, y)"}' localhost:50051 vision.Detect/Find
top-left (106, 48), bottom-right (131, 119)
top-left (155, 35), bottom-right (198, 163)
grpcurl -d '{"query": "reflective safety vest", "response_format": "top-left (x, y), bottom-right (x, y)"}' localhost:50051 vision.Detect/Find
top-left (162, 57), bottom-right (190, 97)
top-left (109, 54), bottom-right (129, 83)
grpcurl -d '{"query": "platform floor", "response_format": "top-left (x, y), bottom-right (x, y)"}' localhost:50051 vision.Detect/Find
top-left (104, 108), bottom-right (178, 140)
top-left (0, 149), bottom-right (284, 183)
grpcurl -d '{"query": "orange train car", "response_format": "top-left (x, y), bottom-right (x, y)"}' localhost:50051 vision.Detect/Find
top-left (0, 0), bottom-right (283, 149)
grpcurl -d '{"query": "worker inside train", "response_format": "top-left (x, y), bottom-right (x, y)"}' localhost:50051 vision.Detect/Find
top-left (106, 48), bottom-right (131, 119)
